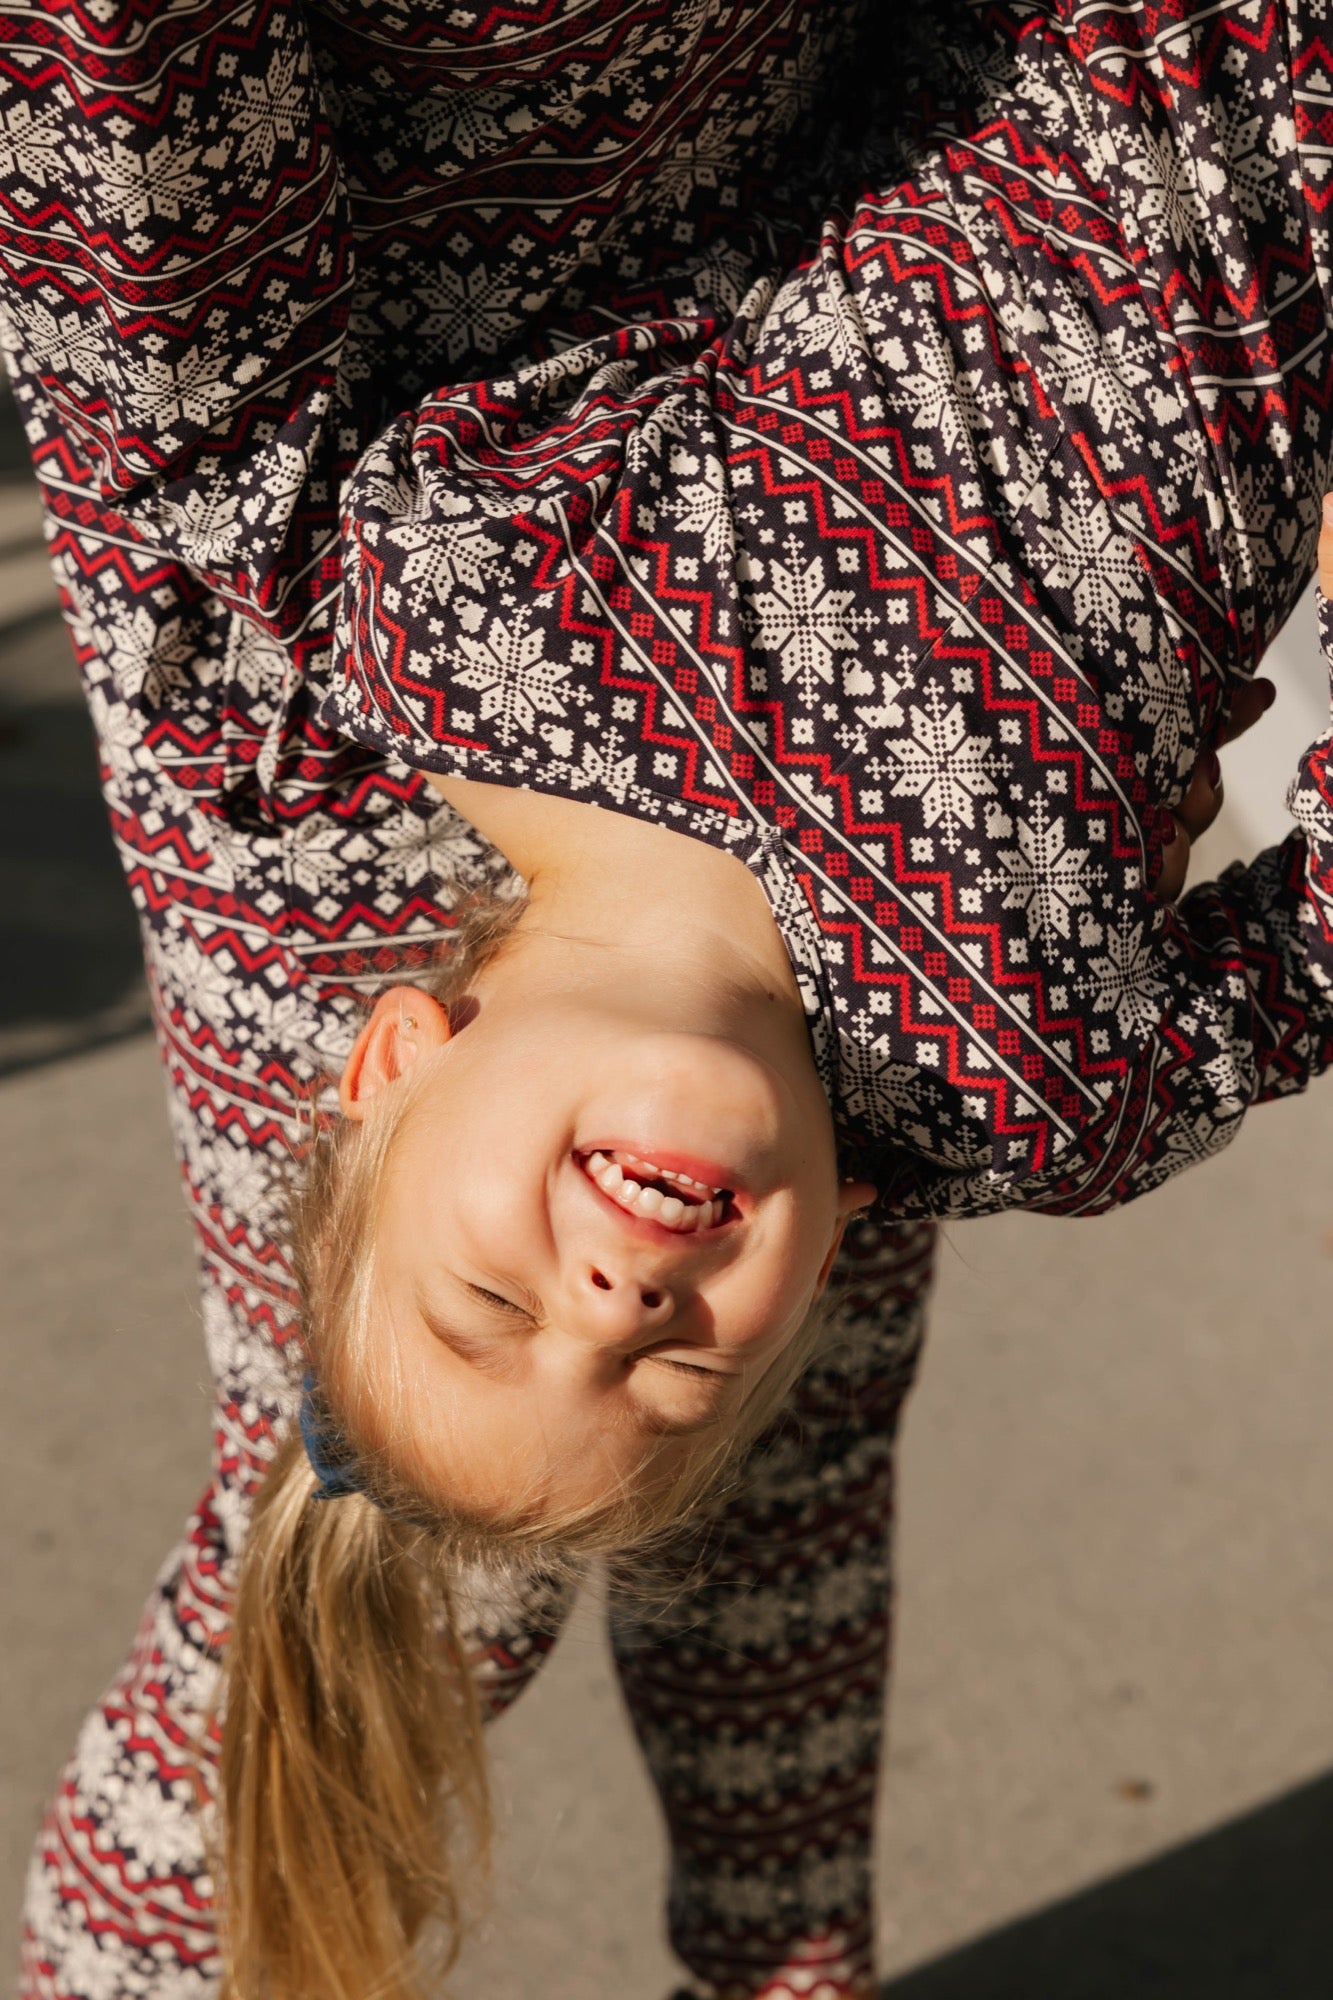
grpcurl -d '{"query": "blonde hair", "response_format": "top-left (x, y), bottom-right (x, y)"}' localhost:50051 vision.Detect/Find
top-left (219, 888), bottom-right (827, 2000)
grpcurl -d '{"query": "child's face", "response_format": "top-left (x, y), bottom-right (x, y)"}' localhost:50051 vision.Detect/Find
top-left (338, 976), bottom-right (869, 1516)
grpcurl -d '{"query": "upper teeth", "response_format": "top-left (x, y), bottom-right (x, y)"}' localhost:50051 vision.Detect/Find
top-left (585, 1152), bottom-right (726, 1232)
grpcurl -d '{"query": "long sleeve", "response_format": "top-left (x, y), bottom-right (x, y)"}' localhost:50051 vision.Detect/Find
top-left (1022, 823), bottom-right (1333, 1215)
top-left (319, 0), bottom-right (1333, 1216)
top-left (5, 0), bottom-right (1333, 1217)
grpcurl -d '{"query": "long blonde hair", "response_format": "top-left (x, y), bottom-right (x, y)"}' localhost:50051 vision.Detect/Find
top-left (218, 889), bottom-right (828, 2000)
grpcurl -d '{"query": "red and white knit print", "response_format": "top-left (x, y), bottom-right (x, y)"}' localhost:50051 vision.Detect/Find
top-left (4, 0), bottom-right (1333, 1993)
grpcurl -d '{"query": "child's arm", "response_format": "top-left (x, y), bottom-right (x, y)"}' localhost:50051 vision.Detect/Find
top-left (1023, 650), bottom-right (1333, 1218)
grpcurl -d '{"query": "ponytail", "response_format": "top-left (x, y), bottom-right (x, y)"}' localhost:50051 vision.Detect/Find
top-left (214, 884), bottom-right (833, 1996)
top-left (218, 1431), bottom-right (489, 2000)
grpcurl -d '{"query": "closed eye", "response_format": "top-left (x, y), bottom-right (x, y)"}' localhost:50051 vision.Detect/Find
top-left (466, 1283), bottom-right (533, 1319)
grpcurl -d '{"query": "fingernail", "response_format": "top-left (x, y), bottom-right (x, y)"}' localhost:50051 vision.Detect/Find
top-left (1205, 750), bottom-right (1221, 788)
top-left (1322, 493), bottom-right (1333, 528)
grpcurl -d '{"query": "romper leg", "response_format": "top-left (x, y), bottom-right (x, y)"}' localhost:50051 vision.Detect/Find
top-left (18, 1416), bottom-right (579, 2000)
top-left (607, 1219), bottom-right (936, 2000)
top-left (16, 594), bottom-right (580, 1999)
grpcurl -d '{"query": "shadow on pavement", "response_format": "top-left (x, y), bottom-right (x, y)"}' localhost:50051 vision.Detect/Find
top-left (0, 617), bottom-right (149, 1077)
top-left (883, 1771), bottom-right (1333, 1999)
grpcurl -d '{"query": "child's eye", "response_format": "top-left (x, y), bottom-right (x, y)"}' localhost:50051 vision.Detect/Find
top-left (467, 1284), bottom-right (529, 1317)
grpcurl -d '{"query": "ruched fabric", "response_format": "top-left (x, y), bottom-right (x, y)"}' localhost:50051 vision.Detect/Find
top-left (5, 0), bottom-right (1333, 1219)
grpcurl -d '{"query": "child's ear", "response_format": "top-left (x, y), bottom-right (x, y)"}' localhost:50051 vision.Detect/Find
top-left (811, 1179), bottom-right (879, 1296)
top-left (339, 987), bottom-right (451, 1120)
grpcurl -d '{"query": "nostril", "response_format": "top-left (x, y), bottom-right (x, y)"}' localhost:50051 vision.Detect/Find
top-left (590, 1270), bottom-right (612, 1291)
top-left (640, 1288), bottom-right (663, 1309)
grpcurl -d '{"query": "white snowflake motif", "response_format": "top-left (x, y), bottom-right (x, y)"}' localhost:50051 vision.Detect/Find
top-left (392, 502), bottom-right (504, 612)
top-left (127, 342), bottom-right (236, 435)
top-left (454, 609), bottom-right (571, 746)
top-left (877, 681), bottom-right (999, 852)
top-left (113, 1786), bottom-right (200, 1879)
top-left (102, 603), bottom-right (195, 708)
top-left (696, 1735), bottom-right (781, 1808)
top-left (810, 1561), bottom-right (880, 1633)
top-left (416, 262), bottom-right (521, 363)
top-left (1201, 90), bottom-right (1278, 224)
top-left (1221, 456), bottom-right (1283, 601)
top-left (1033, 480), bottom-right (1146, 649)
top-left (1157, 1101), bottom-right (1240, 1173)
top-left (420, 87), bottom-right (508, 165)
top-left (797, 1708), bottom-right (877, 1786)
top-left (838, 1032), bottom-right (925, 1138)
top-left (571, 730), bottom-right (639, 802)
top-left (895, 324), bottom-right (997, 457)
top-left (79, 125), bottom-right (209, 229)
top-left (774, 280), bottom-right (871, 378)
top-left (1194, 1042), bottom-right (1251, 1117)
top-left (677, 235), bottom-right (758, 315)
top-left (186, 807), bottom-right (240, 894)
top-left (1079, 916), bottom-right (1167, 1040)
top-left (85, 683), bottom-right (149, 787)
top-left (160, 932), bottom-right (240, 1030)
top-left (1046, 297), bottom-right (1152, 434)
top-left (72, 1710), bottom-right (132, 1806)
top-left (20, 296), bottom-right (107, 388)
top-left (712, 1581), bottom-right (797, 1652)
top-left (747, 541), bottom-right (874, 706)
top-left (666, 452), bottom-right (733, 567)
top-left (0, 97), bottom-right (80, 190)
top-left (1123, 122), bottom-right (1207, 256)
top-left (288, 820), bottom-right (353, 897)
top-left (643, 112), bottom-right (739, 217)
top-left (1123, 618), bottom-right (1195, 780)
top-left (370, 801), bottom-right (491, 893)
top-left (150, 481), bottom-right (243, 564)
top-left (801, 1853), bottom-right (868, 1918)
top-left (223, 44), bottom-right (308, 175)
top-left (988, 795), bottom-right (1101, 945)
top-left (48, 1928), bottom-right (125, 2000)
top-left (221, 612), bottom-right (288, 702)
top-left (206, 1136), bottom-right (288, 1233)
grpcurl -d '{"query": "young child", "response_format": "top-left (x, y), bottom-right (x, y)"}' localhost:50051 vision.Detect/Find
top-left (6, 0), bottom-right (1333, 1994)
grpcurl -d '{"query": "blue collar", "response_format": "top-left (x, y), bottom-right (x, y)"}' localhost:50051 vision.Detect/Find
top-left (298, 1372), bottom-right (366, 1502)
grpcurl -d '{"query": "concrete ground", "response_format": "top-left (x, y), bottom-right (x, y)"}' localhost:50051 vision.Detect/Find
top-left (2, 536), bottom-right (1331, 1996)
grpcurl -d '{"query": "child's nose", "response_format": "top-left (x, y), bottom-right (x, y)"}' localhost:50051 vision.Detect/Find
top-left (570, 1263), bottom-right (678, 1349)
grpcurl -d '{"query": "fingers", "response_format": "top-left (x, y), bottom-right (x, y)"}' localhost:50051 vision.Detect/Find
top-left (1173, 749), bottom-right (1223, 845)
top-left (1149, 483), bottom-right (1331, 900)
top-left (1149, 488), bottom-right (1333, 901)
top-left (1321, 492), bottom-right (1333, 599)
top-left (1220, 676), bottom-right (1275, 745)
top-left (1153, 816), bottom-right (1192, 902)
top-left (1154, 746), bottom-right (1225, 900)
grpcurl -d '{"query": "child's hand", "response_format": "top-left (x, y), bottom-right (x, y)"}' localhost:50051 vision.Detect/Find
top-left (1153, 675), bottom-right (1275, 901)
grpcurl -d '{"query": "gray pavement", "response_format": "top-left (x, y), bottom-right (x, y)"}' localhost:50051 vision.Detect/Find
top-left (2, 575), bottom-right (1332, 1994)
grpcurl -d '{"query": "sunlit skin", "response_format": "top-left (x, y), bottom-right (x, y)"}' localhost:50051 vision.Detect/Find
top-left (339, 679), bottom-right (1273, 1516)
top-left (340, 777), bottom-right (875, 1514)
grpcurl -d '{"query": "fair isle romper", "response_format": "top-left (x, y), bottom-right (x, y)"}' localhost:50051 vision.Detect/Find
top-left (4, 0), bottom-right (1333, 1997)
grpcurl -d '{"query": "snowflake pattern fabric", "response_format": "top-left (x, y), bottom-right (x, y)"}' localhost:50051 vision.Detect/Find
top-left (3, 0), bottom-right (1333, 1224)
top-left (314, 0), bottom-right (1333, 1218)
top-left (5, 0), bottom-right (1333, 1994)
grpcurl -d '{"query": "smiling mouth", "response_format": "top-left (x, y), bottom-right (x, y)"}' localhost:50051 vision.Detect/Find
top-left (578, 1150), bottom-right (736, 1233)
